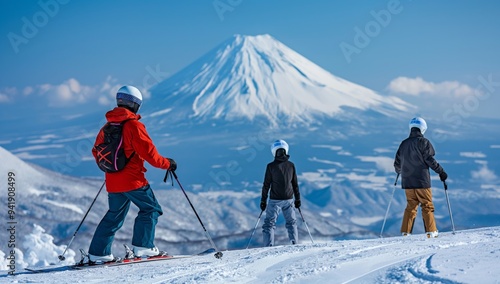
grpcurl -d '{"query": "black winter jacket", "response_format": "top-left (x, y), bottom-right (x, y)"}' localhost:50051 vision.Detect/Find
top-left (394, 128), bottom-right (444, 189)
top-left (261, 155), bottom-right (300, 201)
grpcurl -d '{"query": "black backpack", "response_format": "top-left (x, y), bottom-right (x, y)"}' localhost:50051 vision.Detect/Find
top-left (94, 120), bottom-right (135, 173)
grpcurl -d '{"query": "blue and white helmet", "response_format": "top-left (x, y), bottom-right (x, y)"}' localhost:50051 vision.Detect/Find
top-left (116, 85), bottom-right (143, 113)
top-left (271, 140), bottom-right (289, 157)
top-left (409, 117), bottom-right (427, 134)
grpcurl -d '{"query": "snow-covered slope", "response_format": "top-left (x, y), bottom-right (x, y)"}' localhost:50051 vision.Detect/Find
top-left (148, 34), bottom-right (410, 126)
top-left (3, 227), bottom-right (499, 283)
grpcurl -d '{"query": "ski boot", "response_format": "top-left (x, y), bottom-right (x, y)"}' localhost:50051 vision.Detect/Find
top-left (426, 231), bottom-right (439, 238)
top-left (78, 249), bottom-right (121, 266)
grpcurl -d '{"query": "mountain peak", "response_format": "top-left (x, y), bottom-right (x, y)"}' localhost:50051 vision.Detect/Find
top-left (148, 34), bottom-right (410, 126)
top-left (232, 33), bottom-right (273, 42)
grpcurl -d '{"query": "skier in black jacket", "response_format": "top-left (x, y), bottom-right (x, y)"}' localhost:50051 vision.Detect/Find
top-left (394, 117), bottom-right (448, 238)
top-left (261, 140), bottom-right (301, 246)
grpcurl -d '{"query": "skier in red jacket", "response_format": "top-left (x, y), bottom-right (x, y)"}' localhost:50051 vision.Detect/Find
top-left (88, 85), bottom-right (176, 263)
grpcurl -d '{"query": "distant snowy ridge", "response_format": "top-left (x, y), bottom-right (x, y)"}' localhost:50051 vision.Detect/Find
top-left (149, 34), bottom-right (411, 126)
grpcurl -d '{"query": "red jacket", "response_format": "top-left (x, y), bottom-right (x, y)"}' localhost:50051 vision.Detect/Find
top-left (92, 107), bottom-right (171, 193)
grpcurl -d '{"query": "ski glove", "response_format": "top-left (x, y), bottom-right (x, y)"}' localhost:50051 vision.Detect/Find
top-left (439, 171), bottom-right (448, 182)
top-left (167, 158), bottom-right (177, 171)
top-left (294, 199), bottom-right (301, 209)
top-left (260, 200), bottom-right (267, 211)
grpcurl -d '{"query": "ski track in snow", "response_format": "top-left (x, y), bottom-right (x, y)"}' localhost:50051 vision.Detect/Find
top-left (3, 229), bottom-right (500, 283)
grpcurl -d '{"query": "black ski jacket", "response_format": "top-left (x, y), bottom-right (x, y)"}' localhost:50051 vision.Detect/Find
top-left (261, 155), bottom-right (300, 201)
top-left (394, 128), bottom-right (444, 189)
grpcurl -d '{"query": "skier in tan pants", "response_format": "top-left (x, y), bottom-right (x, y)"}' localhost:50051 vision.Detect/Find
top-left (394, 117), bottom-right (448, 238)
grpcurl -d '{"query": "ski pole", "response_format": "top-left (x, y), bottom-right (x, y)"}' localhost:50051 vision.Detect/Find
top-left (245, 210), bottom-right (264, 249)
top-left (297, 208), bottom-right (314, 244)
top-left (380, 173), bottom-right (399, 238)
top-left (443, 181), bottom-right (456, 234)
top-left (58, 180), bottom-right (106, 261)
top-left (166, 170), bottom-right (223, 259)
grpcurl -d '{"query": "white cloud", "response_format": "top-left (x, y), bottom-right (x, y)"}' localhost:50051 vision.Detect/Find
top-left (335, 172), bottom-right (388, 188)
top-left (23, 86), bottom-right (34, 95)
top-left (99, 75), bottom-right (122, 104)
top-left (1, 76), bottom-right (124, 107)
top-left (374, 148), bottom-right (394, 154)
top-left (460, 152), bottom-right (487, 158)
top-left (338, 150), bottom-right (352, 156)
top-left (3, 87), bottom-right (17, 95)
top-left (0, 93), bottom-right (9, 102)
top-left (385, 75), bottom-right (500, 119)
top-left (298, 171), bottom-right (335, 188)
top-left (311, 145), bottom-right (343, 151)
top-left (308, 157), bottom-right (344, 167)
top-left (311, 145), bottom-right (351, 155)
top-left (39, 78), bottom-right (97, 106)
top-left (356, 156), bottom-right (394, 173)
top-left (15, 152), bottom-right (62, 160)
top-left (12, 144), bottom-right (65, 152)
top-left (0, 87), bottom-right (17, 103)
top-left (471, 161), bottom-right (497, 182)
top-left (98, 96), bottom-right (112, 105)
top-left (387, 77), bottom-right (477, 97)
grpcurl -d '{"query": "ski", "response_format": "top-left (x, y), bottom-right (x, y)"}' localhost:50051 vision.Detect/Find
top-left (71, 254), bottom-right (189, 270)
top-left (25, 248), bottom-right (216, 274)
top-left (24, 256), bottom-right (181, 273)
top-left (25, 265), bottom-right (74, 273)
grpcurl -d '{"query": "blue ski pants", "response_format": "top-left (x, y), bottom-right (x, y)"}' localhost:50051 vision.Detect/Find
top-left (262, 199), bottom-right (298, 246)
top-left (89, 184), bottom-right (163, 256)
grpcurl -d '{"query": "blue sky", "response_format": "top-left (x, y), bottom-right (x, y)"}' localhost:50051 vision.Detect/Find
top-left (1, 0), bottom-right (500, 118)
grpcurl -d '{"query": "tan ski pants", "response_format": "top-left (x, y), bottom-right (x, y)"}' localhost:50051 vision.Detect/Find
top-left (401, 188), bottom-right (437, 233)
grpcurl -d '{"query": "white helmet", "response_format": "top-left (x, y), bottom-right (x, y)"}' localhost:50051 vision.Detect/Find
top-left (116, 85), bottom-right (142, 113)
top-left (409, 117), bottom-right (427, 134)
top-left (271, 140), bottom-right (289, 157)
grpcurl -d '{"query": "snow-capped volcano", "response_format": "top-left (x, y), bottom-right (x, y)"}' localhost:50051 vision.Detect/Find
top-left (148, 34), bottom-right (410, 126)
